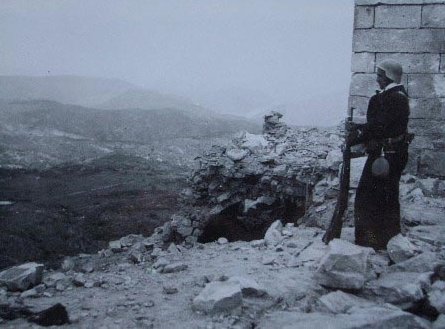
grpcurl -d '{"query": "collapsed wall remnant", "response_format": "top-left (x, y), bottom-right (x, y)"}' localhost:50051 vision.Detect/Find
top-left (350, 0), bottom-right (445, 178)
top-left (158, 112), bottom-right (344, 244)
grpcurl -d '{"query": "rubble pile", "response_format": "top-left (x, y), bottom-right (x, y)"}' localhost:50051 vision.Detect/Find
top-left (160, 112), bottom-right (344, 244)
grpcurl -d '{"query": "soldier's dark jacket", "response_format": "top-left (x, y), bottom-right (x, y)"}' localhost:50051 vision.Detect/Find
top-left (353, 84), bottom-right (410, 249)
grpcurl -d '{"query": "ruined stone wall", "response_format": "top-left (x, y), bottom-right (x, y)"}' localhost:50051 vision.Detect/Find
top-left (350, 0), bottom-right (445, 177)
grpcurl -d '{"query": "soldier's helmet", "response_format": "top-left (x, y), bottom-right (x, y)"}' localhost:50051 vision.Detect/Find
top-left (376, 60), bottom-right (403, 84)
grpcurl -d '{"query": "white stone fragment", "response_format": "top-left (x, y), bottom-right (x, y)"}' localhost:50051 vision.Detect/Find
top-left (228, 276), bottom-right (266, 297)
top-left (387, 234), bottom-right (418, 263)
top-left (264, 220), bottom-right (283, 247)
top-left (192, 281), bottom-right (242, 314)
top-left (0, 262), bottom-right (44, 292)
top-left (315, 239), bottom-right (374, 290)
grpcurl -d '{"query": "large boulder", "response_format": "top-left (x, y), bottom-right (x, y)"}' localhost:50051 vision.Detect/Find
top-left (315, 239), bottom-right (374, 290)
top-left (257, 306), bottom-right (430, 329)
top-left (366, 272), bottom-right (426, 307)
top-left (192, 281), bottom-right (242, 314)
top-left (402, 205), bottom-right (444, 226)
top-left (388, 252), bottom-right (439, 273)
top-left (387, 234), bottom-right (418, 264)
top-left (317, 290), bottom-right (374, 314)
top-left (0, 262), bottom-right (44, 291)
top-left (408, 226), bottom-right (445, 247)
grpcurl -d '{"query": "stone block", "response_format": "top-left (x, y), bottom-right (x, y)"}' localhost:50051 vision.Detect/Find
top-left (410, 135), bottom-right (435, 150)
top-left (410, 98), bottom-right (445, 119)
top-left (354, 6), bottom-right (374, 28)
top-left (401, 202), bottom-right (445, 226)
top-left (192, 281), bottom-right (242, 314)
top-left (227, 276), bottom-right (266, 297)
top-left (368, 272), bottom-right (425, 306)
top-left (353, 29), bottom-right (445, 53)
top-left (351, 52), bottom-right (375, 72)
top-left (409, 118), bottom-right (445, 137)
top-left (419, 150), bottom-right (445, 177)
top-left (376, 53), bottom-right (440, 73)
top-left (408, 74), bottom-right (445, 98)
top-left (350, 73), bottom-right (407, 97)
top-left (423, 4), bottom-right (445, 28)
top-left (375, 5), bottom-right (421, 28)
top-left (315, 239), bottom-right (374, 290)
top-left (264, 220), bottom-right (283, 247)
top-left (387, 234), bottom-right (417, 263)
top-left (388, 251), bottom-right (440, 272)
top-left (348, 96), bottom-right (369, 116)
top-left (0, 262), bottom-right (44, 291)
top-left (318, 291), bottom-right (374, 314)
top-left (350, 74), bottom-right (378, 97)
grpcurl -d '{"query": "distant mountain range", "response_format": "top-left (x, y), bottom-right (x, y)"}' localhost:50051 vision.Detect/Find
top-left (0, 75), bottom-right (135, 107)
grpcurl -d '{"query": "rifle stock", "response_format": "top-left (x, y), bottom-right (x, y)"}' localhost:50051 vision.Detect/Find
top-left (322, 108), bottom-right (354, 244)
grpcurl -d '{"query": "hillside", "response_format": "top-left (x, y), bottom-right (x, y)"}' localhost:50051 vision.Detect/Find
top-left (0, 99), bottom-right (261, 169)
top-left (97, 88), bottom-right (205, 114)
top-left (0, 76), bottom-right (135, 107)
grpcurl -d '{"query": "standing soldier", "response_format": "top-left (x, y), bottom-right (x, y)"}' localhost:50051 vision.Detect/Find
top-left (348, 59), bottom-right (411, 250)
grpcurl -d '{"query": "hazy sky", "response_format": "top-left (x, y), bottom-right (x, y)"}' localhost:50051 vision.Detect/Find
top-left (0, 0), bottom-right (354, 124)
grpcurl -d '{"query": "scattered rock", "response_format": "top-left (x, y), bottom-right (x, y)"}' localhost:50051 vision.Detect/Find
top-left (0, 262), bottom-right (44, 291)
top-left (72, 273), bottom-right (86, 287)
top-left (28, 303), bottom-right (70, 327)
top-left (408, 226), bottom-right (445, 246)
top-left (250, 240), bottom-right (266, 248)
top-left (317, 290), bottom-right (374, 314)
top-left (387, 234), bottom-right (418, 264)
top-left (119, 234), bottom-right (144, 247)
top-left (367, 272), bottom-right (426, 307)
top-left (128, 251), bottom-right (144, 264)
top-left (429, 281), bottom-right (445, 314)
top-left (109, 240), bottom-right (123, 253)
top-left (153, 258), bottom-right (170, 271)
top-left (388, 252), bottom-right (439, 273)
top-left (61, 258), bottom-right (75, 272)
top-left (217, 238), bottom-right (228, 245)
top-left (226, 149), bottom-right (249, 162)
top-left (227, 276), bottom-right (266, 297)
top-left (192, 281), bottom-right (242, 314)
top-left (161, 263), bottom-right (188, 274)
top-left (315, 239), bottom-right (374, 290)
top-left (20, 284), bottom-right (45, 299)
top-left (264, 220), bottom-right (283, 247)
top-left (163, 285), bottom-right (178, 294)
top-left (43, 272), bottom-right (68, 288)
top-left (80, 262), bottom-right (94, 274)
top-left (261, 256), bottom-right (276, 266)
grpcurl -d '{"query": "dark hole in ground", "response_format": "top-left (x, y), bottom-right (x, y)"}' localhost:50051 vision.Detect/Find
top-left (198, 196), bottom-right (307, 243)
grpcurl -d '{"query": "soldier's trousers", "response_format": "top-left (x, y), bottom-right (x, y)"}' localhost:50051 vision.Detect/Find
top-left (354, 148), bottom-right (408, 250)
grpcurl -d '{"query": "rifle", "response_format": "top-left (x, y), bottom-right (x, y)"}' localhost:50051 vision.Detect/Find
top-left (322, 107), bottom-right (354, 244)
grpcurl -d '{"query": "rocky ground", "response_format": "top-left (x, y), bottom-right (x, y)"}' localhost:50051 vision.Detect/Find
top-left (1, 113), bottom-right (444, 328)
top-left (0, 173), bottom-right (444, 328)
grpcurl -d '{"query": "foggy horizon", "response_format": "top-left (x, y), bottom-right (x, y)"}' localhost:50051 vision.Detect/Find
top-left (0, 0), bottom-right (354, 125)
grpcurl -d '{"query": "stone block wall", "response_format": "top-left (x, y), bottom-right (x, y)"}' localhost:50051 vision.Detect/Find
top-left (350, 0), bottom-right (445, 177)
